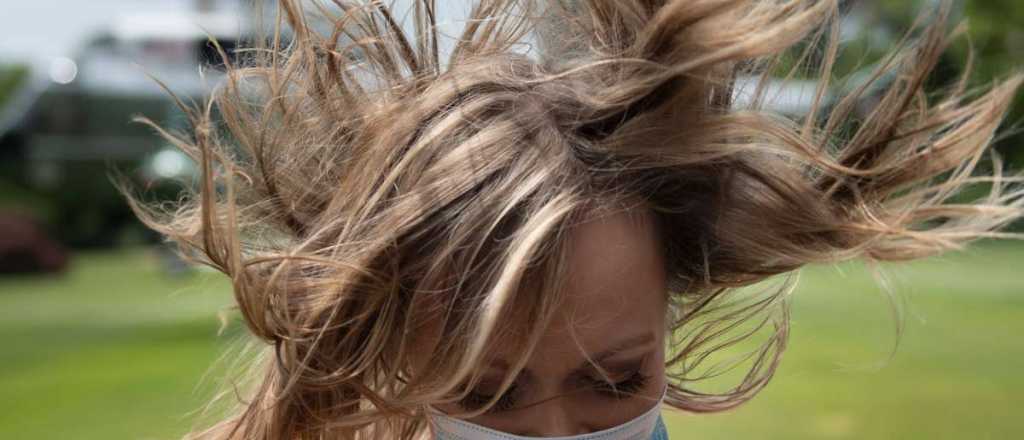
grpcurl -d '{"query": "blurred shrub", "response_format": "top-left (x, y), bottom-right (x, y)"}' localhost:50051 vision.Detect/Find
top-left (0, 64), bottom-right (27, 110)
top-left (876, 0), bottom-right (1024, 167)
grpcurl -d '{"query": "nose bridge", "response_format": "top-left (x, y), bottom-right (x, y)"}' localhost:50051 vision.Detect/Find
top-left (530, 393), bottom-right (587, 436)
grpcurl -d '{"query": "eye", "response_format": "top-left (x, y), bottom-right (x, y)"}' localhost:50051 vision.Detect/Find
top-left (586, 370), bottom-right (649, 399)
top-left (457, 383), bottom-right (518, 413)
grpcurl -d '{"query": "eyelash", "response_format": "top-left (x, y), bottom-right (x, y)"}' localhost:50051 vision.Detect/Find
top-left (458, 383), bottom-right (518, 412)
top-left (456, 371), bottom-right (650, 413)
top-left (587, 370), bottom-right (649, 399)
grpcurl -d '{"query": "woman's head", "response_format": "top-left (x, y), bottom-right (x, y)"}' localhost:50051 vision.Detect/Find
top-left (410, 204), bottom-right (669, 436)
top-left (123, 0), bottom-right (1024, 438)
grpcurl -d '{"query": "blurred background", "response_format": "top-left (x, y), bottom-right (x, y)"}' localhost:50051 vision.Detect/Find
top-left (0, 0), bottom-right (1021, 438)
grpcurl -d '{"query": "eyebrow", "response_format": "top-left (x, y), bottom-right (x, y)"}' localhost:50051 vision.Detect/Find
top-left (573, 332), bottom-right (656, 373)
top-left (483, 331), bottom-right (656, 379)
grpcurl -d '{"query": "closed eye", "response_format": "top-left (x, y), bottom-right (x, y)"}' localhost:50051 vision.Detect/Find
top-left (457, 383), bottom-right (519, 413)
top-left (584, 370), bottom-right (649, 399)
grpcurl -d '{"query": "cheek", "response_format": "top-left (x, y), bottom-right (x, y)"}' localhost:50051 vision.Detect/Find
top-left (430, 401), bottom-right (463, 417)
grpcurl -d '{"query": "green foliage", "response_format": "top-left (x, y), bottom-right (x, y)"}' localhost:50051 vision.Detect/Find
top-left (0, 64), bottom-right (28, 109)
top-left (780, 1), bottom-right (1024, 172)
top-left (876, 0), bottom-right (1024, 167)
top-left (951, 1), bottom-right (1024, 166)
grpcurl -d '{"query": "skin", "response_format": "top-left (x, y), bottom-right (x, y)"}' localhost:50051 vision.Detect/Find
top-left (411, 206), bottom-right (669, 436)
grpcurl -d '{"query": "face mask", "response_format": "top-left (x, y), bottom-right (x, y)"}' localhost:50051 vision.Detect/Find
top-left (427, 384), bottom-right (669, 440)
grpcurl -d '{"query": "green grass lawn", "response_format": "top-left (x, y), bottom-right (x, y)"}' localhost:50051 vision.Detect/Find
top-left (1, 241), bottom-right (1022, 439)
top-left (665, 240), bottom-right (1024, 439)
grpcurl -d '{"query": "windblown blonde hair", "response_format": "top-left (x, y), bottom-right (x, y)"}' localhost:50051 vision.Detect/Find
top-left (124, 0), bottom-right (1024, 438)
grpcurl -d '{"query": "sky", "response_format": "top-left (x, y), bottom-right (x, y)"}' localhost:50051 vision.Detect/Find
top-left (0, 0), bottom-right (205, 63)
top-left (0, 0), bottom-right (824, 117)
top-left (0, 0), bottom-right (491, 73)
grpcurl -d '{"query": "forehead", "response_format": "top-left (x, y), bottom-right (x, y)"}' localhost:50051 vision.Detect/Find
top-left (407, 205), bottom-right (668, 376)
top-left (550, 208), bottom-right (665, 338)
top-left (496, 206), bottom-right (668, 371)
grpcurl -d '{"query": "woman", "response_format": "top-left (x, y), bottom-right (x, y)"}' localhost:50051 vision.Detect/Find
top-left (125, 0), bottom-right (1024, 438)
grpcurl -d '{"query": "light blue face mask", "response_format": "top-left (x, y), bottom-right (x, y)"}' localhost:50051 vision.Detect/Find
top-left (427, 385), bottom-right (670, 440)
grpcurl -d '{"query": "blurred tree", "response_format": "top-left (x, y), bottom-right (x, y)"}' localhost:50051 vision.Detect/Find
top-left (0, 64), bottom-right (59, 239)
top-left (0, 64), bottom-right (27, 113)
top-left (876, 0), bottom-right (1024, 168)
top-left (0, 64), bottom-right (47, 220)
